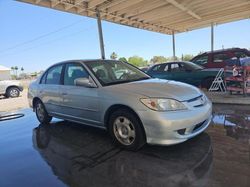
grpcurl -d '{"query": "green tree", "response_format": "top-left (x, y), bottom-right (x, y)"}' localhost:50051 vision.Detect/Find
top-left (181, 54), bottom-right (194, 61)
top-left (128, 56), bottom-right (147, 67)
top-left (110, 52), bottom-right (118, 60)
top-left (21, 67), bottom-right (24, 72)
top-left (150, 56), bottom-right (168, 64)
top-left (118, 57), bottom-right (127, 62)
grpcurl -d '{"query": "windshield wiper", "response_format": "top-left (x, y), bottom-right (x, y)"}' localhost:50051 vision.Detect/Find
top-left (104, 77), bottom-right (150, 86)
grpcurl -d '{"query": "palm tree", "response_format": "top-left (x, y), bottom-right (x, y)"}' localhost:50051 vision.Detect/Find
top-left (21, 67), bottom-right (24, 72)
top-left (14, 66), bottom-right (18, 78)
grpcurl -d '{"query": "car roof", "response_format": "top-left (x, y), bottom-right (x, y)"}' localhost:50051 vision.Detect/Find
top-left (197, 48), bottom-right (249, 56)
top-left (152, 61), bottom-right (189, 66)
top-left (51, 59), bottom-right (120, 66)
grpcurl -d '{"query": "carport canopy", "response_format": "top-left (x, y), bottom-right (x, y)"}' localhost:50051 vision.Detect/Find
top-left (17, 0), bottom-right (250, 34)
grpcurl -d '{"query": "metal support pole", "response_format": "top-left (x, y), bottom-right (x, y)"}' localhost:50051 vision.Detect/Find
top-left (96, 10), bottom-right (105, 59)
top-left (211, 23), bottom-right (214, 52)
top-left (172, 30), bottom-right (176, 60)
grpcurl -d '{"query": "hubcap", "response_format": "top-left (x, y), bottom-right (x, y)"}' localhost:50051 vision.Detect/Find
top-left (113, 116), bottom-right (135, 145)
top-left (36, 103), bottom-right (45, 121)
top-left (10, 89), bottom-right (18, 97)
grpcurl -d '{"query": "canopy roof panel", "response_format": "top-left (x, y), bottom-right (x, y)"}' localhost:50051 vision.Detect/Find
top-left (17, 0), bottom-right (250, 34)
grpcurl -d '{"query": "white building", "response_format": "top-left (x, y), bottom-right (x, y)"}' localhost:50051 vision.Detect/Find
top-left (0, 65), bottom-right (11, 80)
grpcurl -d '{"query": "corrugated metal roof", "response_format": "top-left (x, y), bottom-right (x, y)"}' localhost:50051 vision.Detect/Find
top-left (17, 0), bottom-right (250, 34)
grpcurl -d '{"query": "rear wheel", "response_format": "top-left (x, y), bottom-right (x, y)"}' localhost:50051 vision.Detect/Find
top-left (108, 109), bottom-right (146, 151)
top-left (201, 77), bottom-right (215, 90)
top-left (35, 100), bottom-right (52, 124)
top-left (6, 87), bottom-right (20, 98)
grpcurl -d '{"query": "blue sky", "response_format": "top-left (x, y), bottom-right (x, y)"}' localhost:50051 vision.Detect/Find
top-left (0, 0), bottom-right (250, 72)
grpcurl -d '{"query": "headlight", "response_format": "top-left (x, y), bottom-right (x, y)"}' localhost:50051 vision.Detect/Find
top-left (140, 98), bottom-right (187, 111)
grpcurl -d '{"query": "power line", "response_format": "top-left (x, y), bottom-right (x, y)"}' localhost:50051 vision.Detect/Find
top-left (0, 26), bottom-right (95, 58)
top-left (0, 19), bottom-right (85, 54)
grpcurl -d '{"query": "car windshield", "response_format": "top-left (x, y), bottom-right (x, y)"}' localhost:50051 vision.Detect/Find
top-left (84, 60), bottom-right (150, 86)
top-left (183, 61), bottom-right (204, 71)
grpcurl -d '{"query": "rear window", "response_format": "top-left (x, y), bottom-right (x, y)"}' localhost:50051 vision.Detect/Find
top-left (234, 51), bottom-right (250, 58)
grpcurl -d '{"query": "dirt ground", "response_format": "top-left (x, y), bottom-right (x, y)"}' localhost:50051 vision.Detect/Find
top-left (0, 89), bottom-right (29, 112)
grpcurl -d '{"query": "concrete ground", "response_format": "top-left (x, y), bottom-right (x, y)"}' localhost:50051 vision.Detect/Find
top-left (0, 104), bottom-right (249, 187)
top-left (205, 91), bottom-right (250, 105)
top-left (0, 89), bottom-right (29, 112)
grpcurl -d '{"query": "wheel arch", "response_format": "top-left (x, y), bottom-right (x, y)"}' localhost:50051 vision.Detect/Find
top-left (32, 97), bottom-right (43, 109)
top-left (104, 104), bottom-right (146, 139)
top-left (201, 76), bottom-right (216, 89)
top-left (6, 85), bottom-right (20, 93)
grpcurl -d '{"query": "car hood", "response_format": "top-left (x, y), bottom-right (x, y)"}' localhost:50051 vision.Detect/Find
top-left (112, 78), bottom-right (202, 101)
top-left (0, 80), bottom-right (21, 85)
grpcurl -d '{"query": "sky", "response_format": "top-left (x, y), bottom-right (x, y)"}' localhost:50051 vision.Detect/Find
top-left (0, 0), bottom-right (250, 72)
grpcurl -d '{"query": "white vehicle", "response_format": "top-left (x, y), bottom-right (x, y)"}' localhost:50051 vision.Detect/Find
top-left (0, 80), bottom-right (23, 98)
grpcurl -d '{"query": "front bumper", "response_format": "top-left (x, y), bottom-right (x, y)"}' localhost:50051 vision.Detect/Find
top-left (138, 101), bottom-right (212, 145)
top-left (18, 86), bottom-right (24, 92)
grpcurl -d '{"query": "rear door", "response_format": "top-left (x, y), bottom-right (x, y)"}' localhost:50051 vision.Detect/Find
top-left (39, 64), bottom-right (64, 114)
top-left (169, 63), bottom-right (191, 83)
top-left (60, 62), bottom-right (101, 126)
top-left (211, 52), bottom-right (231, 68)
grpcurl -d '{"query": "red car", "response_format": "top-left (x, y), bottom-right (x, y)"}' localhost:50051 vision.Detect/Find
top-left (191, 48), bottom-right (250, 68)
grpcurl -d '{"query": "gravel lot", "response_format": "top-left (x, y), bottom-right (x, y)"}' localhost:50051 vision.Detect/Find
top-left (0, 89), bottom-right (29, 112)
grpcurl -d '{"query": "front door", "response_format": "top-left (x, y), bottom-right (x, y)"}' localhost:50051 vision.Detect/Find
top-left (60, 63), bottom-right (101, 126)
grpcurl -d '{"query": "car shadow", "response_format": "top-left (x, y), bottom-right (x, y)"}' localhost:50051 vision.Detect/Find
top-left (32, 120), bottom-right (213, 187)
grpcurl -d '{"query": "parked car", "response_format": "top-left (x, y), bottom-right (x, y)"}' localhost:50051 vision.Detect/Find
top-left (28, 59), bottom-right (212, 150)
top-left (147, 61), bottom-right (218, 89)
top-left (0, 80), bottom-right (23, 98)
top-left (191, 48), bottom-right (250, 68)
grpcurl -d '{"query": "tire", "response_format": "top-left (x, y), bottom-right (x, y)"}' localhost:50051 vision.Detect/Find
top-left (201, 77), bottom-right (215, 90)
top-left (108, 109), bottom-right (146, 151)
top-left (6, 87), bottom-right (20, 98)
top-left (35, 100), bottom-right (52, 124)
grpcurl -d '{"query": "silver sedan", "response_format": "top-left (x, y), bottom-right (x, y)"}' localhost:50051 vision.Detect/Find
top-left (28, 60), bottom-right (212, 150)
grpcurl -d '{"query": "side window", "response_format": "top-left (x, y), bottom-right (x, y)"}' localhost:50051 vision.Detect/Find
top-left (40, 73), bottom-right (47, 84)
top-left (213, 53), bottom-right (230, 63)
top-left (64, 63), bottom-right (89, 86)
top-left (170, 63), bottom-right (185, 72)
top-left (46, 65), bottom-right (63, 85)
top-left (152, 65), bottom-right (161, 71)
top-left (152, 64), bottom-right (168, 72)
top-left (234, 51), bottom-right (250, 58)
top-left (193, 55), bottom-right (208, 65)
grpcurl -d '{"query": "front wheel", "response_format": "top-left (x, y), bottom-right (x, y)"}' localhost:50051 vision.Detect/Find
top-left (6, 87), bottom-right (20, 98)
top-left (35, 100), bottom-right (52, 124)
top-left (108, 109), bottom-right (146, 151)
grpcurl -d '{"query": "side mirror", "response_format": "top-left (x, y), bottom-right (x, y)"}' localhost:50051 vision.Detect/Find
top-left (75, 77), bottom-right (97, 88)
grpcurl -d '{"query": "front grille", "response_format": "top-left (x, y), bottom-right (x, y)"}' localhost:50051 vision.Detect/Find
top-left (187, 95), bottom-right (207, 108)
top-left (186, 95), bottom-right (202, 103)
top-left (193, 120), bottom-right (206, 132)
